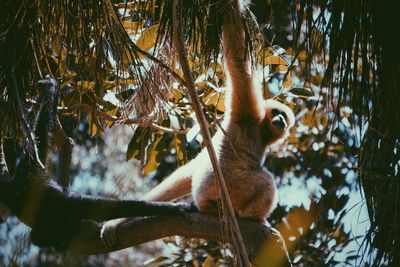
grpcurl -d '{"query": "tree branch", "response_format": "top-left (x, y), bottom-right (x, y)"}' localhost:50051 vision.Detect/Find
top-left (8, 66), bottom-right (45, 169)
top-left (67, 212), bottom-right (291, 266)
top-left (58, 104), bottom-right (187, 135)
top-left (53, 118), bottom-right (74, 188)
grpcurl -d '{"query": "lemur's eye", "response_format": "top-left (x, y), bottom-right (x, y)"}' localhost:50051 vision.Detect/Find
top-left (271, 109), bottom-right (280, 116)
top-left (271, 108), bottom-right (287, 120)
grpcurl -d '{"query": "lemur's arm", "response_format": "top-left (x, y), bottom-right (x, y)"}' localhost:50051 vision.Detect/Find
top-left (143, 158), bottom-right (196, 201)
top-left (222, 1), bottom-right (264, 122)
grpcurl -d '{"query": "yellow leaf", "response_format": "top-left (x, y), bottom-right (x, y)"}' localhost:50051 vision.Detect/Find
top-left (118, 78), bottom-right (140, 86)
top-left (264, 47), bottom-right (275, 57)
top-left (87, 113), bottom-right (97, 137)
top-left (143, 155), bottom-right (158, 175)
top-left (103, 81), bottom-right (116, 90)
top-left (77, 81), bottom-right (95, 91)
top-left (212, 62), bottom-right (224, 73)
top-left (282, 75), bottom-right (293, 89)
top-left (117, 2), bottom-right (138, 9)
top-left (136, 24), bottom-right (159, 51)
top-left (174, 68), bottom-right (183, 78)
top-left (202, 256), bottom-right (214, 267)
top-left (123, 21), bottom-right (144, 31)
top-left (195, 80), bottom-right (208, 89)
top-left (143, 137), bottom-right (162, 175)
top-left (265, 55), bottom-right (287, 65)
top-left (287, 136), bottom-right (299, 143)
top-left (298, 50), bottom-right (307, 61)
top-left (174, 137), bottom-right (184, 161)
top-left (277, 65), bottom-right (289, 74)
top-left (121, 47), bottom-right (136, 65)
top-left (168, 88), bottom-right (183, 101)
top-left (204, 92), bottom-right (225, 112)
top-left (105, 108), bottom-right (119, 127)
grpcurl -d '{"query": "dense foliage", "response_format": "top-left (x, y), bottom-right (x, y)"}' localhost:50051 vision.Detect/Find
top-left (0, 0), bottom-right (399, 266)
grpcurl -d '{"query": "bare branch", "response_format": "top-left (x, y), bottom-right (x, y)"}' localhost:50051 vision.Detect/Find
top-left (8, 68), bottom-right (44, 169)
top-left (58, 104), bottom-right (187, 135)
top-left (132, 43), bottom-right (187, 88)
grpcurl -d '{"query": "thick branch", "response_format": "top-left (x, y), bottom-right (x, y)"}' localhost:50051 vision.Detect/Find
top-left (68, 213), bottom-right (290, 266)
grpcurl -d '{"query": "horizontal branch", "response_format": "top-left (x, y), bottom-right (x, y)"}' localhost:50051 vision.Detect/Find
top-left (68, 213), bottom-right (291, 266)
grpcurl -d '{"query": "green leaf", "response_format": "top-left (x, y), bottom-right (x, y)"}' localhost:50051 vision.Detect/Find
top-left (287, 87), bottom-right (314, 98)
top-left (143, 256), bottom-right (170, 265)
top-left (143, 135), bottom-right (163, 175)
top-left (126, 127), bottom-right (150, 162)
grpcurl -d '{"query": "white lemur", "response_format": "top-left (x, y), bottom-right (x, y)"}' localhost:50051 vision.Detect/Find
top-left (0, 77), bottom-right (194, 250)
top-left (101, 0), bottom-right (294, 247)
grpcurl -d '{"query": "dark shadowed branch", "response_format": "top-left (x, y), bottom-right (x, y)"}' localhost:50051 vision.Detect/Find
top-left (53, 119), bottom-right (74, 189)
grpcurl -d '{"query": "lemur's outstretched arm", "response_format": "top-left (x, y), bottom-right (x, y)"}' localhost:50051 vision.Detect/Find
top-left (142, 1), bottom-right (254, 203)
top-left (0, 76), bottom-right (194, 250)
top-left (222, 1), bottom-right (264, 122)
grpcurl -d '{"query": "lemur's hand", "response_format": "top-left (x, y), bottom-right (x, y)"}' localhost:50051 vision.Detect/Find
top-left (100, 218), bottom-right (128, 248)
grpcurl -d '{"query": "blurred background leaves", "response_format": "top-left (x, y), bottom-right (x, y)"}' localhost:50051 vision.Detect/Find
top-left (0, 0), bottom-right (399, 266)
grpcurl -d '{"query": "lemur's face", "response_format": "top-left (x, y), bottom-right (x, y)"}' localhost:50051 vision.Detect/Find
top-left (270, 107), bottom-right (289, 133)
top-left (263, 99), bottom-right (295, 142)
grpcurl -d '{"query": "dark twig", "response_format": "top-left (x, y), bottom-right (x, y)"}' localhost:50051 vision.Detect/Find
top-left (58, 104), bottom-right (187, 135)
top-left (8, 68), bottom-right (45, 169)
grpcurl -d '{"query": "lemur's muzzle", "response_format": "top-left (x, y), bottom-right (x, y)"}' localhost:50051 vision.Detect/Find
top-left (272, 115), bottom-right (287, 129)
